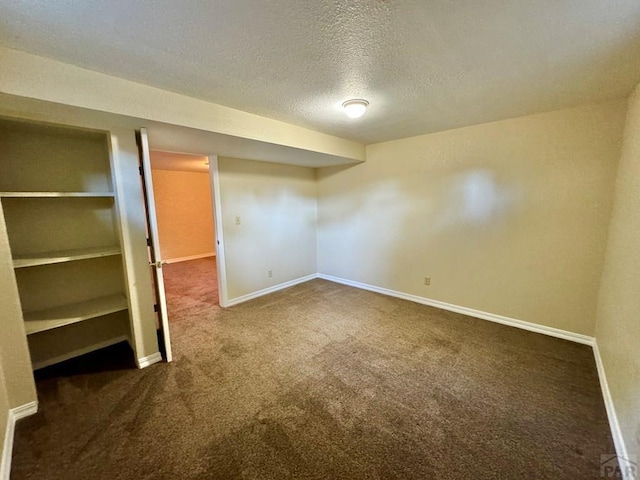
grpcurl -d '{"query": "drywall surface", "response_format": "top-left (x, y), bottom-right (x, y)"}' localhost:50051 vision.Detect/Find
top-left (0, 202), bottom-right (36, 409)
top-left (0, 365), bottom-right (9, 475)
top-left (109, 128), bottom-right (161, 363)
top-left (318, 101), bottom-right (626, 335)
top-left (0, 47), bottom-right (364, 162)
top-left (596, 86), bottom-right (640, 457)
top-left (151, 169), bottom-right (215, 261)
top-left (218, 157), bottom-right (317, 300)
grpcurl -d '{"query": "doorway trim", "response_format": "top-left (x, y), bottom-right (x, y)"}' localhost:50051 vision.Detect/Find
top-left (208, 155), bottom-right (229, 307)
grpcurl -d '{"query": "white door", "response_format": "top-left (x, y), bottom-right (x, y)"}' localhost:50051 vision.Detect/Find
top-left (137, 128), bottom-right (173, 362)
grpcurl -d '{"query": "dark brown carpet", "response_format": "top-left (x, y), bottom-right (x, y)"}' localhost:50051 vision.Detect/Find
top-left (11, 264), bottom-right (615, 479)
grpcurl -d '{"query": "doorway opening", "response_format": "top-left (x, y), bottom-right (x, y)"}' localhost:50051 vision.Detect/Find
top-left (149, 150), bottom-right (220, 317)
top-left (137, 136), bottom-right (231, 364)
top-left (138, 128), bottom-right (228, 361)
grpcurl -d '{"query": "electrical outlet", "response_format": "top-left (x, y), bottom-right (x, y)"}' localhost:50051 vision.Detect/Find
top-left (268, 269), bottom-right (273, 278)
top-left (235, 216), bottom-right (241, 225)
top-left (424, 277), bottom-right (431, 286)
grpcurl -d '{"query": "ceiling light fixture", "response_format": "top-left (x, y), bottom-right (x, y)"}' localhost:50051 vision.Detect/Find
top-left (342, 99), bottom-right (369, 119)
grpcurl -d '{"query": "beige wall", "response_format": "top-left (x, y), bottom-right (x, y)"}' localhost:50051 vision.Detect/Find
top-left (0, 365), bottom-right (9, 459)
top-left (109, 129), bottom-right (162, 364)
top-left (0, 202), bottom-right (36, 409)
top-left (218, 157), bottom-right (317, 300)
top-left (151, 169), bottom-right (215, 261)
top-left (0, 200), bottom-right (37, 473)
top-left (0, 365), bottom-right (10, 476)
top-left (596, 85), bottom-right (640, 457)
top-left (318, 101), bottom-right (626, 336)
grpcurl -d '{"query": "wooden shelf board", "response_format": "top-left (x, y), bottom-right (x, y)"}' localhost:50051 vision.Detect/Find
top-left (13, 246), bottom-right (122, 268)
top-left (24, 294), bottom-right (128, 335)
top-left (0, 192), bottom-right (114, 198)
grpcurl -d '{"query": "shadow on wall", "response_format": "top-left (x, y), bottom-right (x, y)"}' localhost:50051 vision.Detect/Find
top-left (219, 157), bottom-right (319, 299)
top-left (317, 100), bottom-right (624, 336)
top-left (318, 164), bottom-right (524, 289)
top-left (432, 169), bottom-right (523, 232)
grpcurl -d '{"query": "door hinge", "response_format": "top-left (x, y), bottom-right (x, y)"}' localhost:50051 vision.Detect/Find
top-left (147, 238), bottom-right (152, 246)
top-left (154, 304), bottom-right (159, 312)
top-left (139, 165), bottom-right (143, 176)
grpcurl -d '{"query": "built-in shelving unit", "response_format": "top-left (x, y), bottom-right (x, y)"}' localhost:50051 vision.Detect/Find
top-left (13, 246), bottom-right (121, 269)
top-left (24, 294), bottom-right (128, 335)
top-left (0, 192), bottom-right (115, 198)
top-left (0, 116), bottom-right (132, 369)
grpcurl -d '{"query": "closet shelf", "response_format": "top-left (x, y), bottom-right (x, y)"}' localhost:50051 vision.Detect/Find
top-left (13, 246), bottom-right (122, 269)
top-left (0, 191), bottom-right (114, 198)
top-left (24, 294), bottom-right (128, 335)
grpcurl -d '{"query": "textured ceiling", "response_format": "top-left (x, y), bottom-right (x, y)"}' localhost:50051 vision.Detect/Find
top-left (1, 0), bottom-right (639, 144)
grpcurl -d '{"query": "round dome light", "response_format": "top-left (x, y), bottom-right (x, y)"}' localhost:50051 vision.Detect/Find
top-left (342, 99), bottom-right (369, 119)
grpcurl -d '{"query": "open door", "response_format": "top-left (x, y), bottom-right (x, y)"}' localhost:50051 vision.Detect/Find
top-left (136, 128), bottom-right (173, 362)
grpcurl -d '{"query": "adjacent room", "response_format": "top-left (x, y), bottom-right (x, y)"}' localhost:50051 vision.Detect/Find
top-left (149, 150), bottom-right (219, 322)
top-left (0, 1), bottom-right (638, 480)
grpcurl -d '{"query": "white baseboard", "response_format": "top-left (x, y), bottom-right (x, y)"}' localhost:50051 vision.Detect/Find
top-left (165, 252), bottom-right (215, 264)
top-left (317, 273), bottom-right (595, 346)
top-left (137, 352), bottom-right (162, 369)
top-left (32, 335), bottom-right (130, 370)
top-left (226, 274), bottom-right (318, 307)
top-left (9, 403), bottom-right (38, 422)
top-left (593, 342), bottom-right (629, 467)
top-left (1, 415), bottom-right (11, 480)
top-left (1, 401), bottom-right (37, 480)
